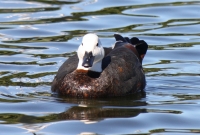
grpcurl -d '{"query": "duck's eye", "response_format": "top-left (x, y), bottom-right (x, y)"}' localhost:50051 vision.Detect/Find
top-left (96, 43), bottom-right (98, 46)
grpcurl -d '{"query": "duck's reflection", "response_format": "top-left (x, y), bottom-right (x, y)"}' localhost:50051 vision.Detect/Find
top-left (17, 92), bottom-right (147, 135)
top-left (58, 91), bottom-right (147, 121)
top-left (59, 106), bottom-right (147, 122)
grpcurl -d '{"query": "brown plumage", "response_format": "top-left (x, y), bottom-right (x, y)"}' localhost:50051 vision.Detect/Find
top-left (51, 34), bottom-right (148, 98)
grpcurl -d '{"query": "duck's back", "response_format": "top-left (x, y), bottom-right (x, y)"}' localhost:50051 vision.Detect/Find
top-left (52, 46), bottom-right (145, 98)
top-left (99, 46), bottom-right (146, 97)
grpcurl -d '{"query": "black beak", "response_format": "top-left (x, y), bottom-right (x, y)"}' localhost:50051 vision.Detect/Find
top-left (82, 51), bottom-right (95, 68)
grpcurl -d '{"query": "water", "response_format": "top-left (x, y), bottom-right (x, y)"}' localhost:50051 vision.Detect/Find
top-left (0, 0), bottom-right (200, 134)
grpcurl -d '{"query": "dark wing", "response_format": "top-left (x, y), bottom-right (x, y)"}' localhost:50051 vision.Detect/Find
top-left (113, 34), bottom-right (129, 49)
top-left (114, 34), bottom-right (127, 42)
top-left (51, 54), bottom-right (78, 91)
top-left (129, 37), bottom-right (148, 59)
top-left (100, 46), bottom-right (146, 96)
top-left (113, 34), bottom-right (148, 61)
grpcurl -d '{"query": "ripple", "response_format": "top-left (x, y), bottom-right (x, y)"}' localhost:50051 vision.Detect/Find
top-left (0, 0), bottom-right (200, 135)
top-left (0, 28), bottom-right (60, 38)
top-left (124, 4), bottom-right (200, 19)
top-left (0, 1), bottom-right (51, 9)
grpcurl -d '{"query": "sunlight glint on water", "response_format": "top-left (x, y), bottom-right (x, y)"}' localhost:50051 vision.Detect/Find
top-left (0, 0), bottom-right (200, 135)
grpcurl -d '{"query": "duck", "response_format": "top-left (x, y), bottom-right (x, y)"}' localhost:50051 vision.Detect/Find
top-left (51, 33), bottom-right (148, 98)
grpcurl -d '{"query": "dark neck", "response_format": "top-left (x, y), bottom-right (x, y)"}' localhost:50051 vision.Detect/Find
top-left (87, 70), bottom-right (101, 78)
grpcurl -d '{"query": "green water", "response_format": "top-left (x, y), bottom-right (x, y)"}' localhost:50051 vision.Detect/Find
top-left (0, 0), bottom-right (200, 134)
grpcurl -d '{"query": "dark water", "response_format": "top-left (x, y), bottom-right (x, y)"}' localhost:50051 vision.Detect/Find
top-left (0, 0), bottom-right (200, 134)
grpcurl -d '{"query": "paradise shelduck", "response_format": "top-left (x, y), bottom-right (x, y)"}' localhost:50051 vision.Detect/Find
top-left (51, 33), bottom-right (148, 98)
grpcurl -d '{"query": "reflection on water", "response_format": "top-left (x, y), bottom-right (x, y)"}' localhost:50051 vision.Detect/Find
top-left (0, 0), bottom-right (200, 134)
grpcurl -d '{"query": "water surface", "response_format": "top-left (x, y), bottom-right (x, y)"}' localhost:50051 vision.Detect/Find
top-left (0, 0), bottom-right (200, 134)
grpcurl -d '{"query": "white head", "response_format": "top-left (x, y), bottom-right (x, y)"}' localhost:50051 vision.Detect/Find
top-left (77, 33), bottom-right (105, 72)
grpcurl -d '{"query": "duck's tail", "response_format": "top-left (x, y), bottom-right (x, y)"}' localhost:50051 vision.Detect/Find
top-left (114, 34), bottom-right (148, 62)
top-left (129, 37), bottom-right (148, 61)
